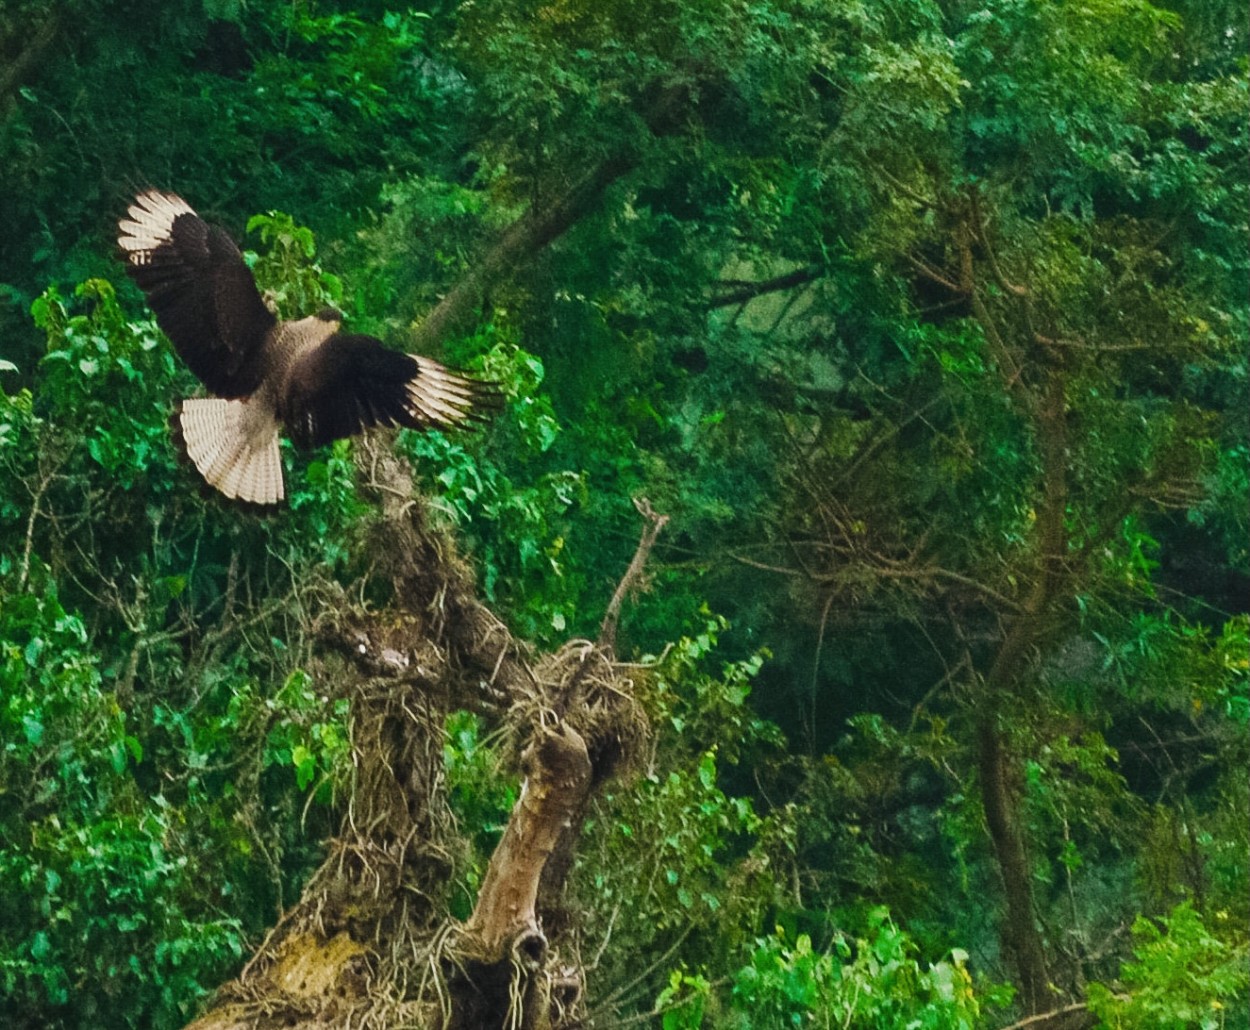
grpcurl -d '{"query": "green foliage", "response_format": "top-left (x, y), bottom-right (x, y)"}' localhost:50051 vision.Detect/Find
top-left (655, 969), bottom-right (713, 1030)
top-left (654, 911), bottom-right (1003, 1029)
top-left (0, 218), bottom-right (370, 1025)
top-left (603, 622), bottom-right (774, 881)
top-left (0, 572), bottom-right (246, 1028)
top-left (2, 1), bottom-right (448, 358)
top-left (32, 278), bottom-right (180, 495)
top-left (729, 912), bottom-right (986, 1030)
top-left (645, 613), bottom-right (781, 765)
top-left (0, 383), bottom-right (37, 528)
top-left (265, 669), bottom-right (352, 798)
top-left (1087, 904), bottom-right (1249, 1030)
top-left (245, 210), bottom-right (344, 318)
top-left (285, 437), bottom-right (374, 571)
top-left (577, 617), bottom-right (796, 1014)
top-left (403, 331), bottom-right (588, 643)
top-left (1, 0), bottom-right (1246, 1025)
top-left (442, 711), bottom-right (519, 917)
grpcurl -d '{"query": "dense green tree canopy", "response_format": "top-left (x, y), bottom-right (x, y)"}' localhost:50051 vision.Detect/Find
top-left (1, 0), bottom-right (1245, 1027)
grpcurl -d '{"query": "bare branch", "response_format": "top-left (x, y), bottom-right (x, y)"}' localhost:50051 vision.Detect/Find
top-left (972, 190), bottom-right (1028, 298)
top-left (709, 266), bottom-right (822, 308)
top-left (904, 251), bottom-right (964, 294)
top-left (993, 998), bottom-right (1117, 1030)
top-left (730, 553), bottom-right (804, 577)
top-left (599, 497), bottom-right (670, 653)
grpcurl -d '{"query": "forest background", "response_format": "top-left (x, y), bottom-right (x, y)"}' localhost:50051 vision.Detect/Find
top-left (0, 0), bottom-right (1246, 1027)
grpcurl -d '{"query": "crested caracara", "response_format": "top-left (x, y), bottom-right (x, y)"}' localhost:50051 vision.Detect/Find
top-left (118, 189), bottom-right (497, 505)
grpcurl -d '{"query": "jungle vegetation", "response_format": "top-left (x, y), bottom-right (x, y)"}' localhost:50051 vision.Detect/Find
top-left (0, 0), bottom-right (1246, 1027)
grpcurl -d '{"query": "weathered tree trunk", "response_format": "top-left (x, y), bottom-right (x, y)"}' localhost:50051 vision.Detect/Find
top-left (184, 450), bottom-right (519, 1029)
top-left (451, 725), bottom-right (593, 1029)
top-left (440, 503), bottom-right (663, 1027)
top-left (184, 442), bottom-right (660, 1028)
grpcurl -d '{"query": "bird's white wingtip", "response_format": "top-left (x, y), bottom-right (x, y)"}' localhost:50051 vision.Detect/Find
top-left (117, 190), bottom-right (197, 260)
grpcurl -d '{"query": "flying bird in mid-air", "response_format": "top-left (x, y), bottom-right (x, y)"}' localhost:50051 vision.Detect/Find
top-left (117, 189), bottom-right (497, 505)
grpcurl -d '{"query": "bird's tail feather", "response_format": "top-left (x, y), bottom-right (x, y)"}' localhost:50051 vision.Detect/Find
top-left (174, 398), bottom-right (284, 506)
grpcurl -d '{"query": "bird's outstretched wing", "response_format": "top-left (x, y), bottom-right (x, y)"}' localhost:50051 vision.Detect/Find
top-left (118, 190), bottom-right (275, 398)
top-left (281, 333), bottom-right (500, 450)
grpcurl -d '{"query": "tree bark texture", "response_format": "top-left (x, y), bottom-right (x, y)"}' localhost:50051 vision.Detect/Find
top-left (468, 726), bottom-right (593, 957)
top-left (449, 726), bottom-right (594, 1030)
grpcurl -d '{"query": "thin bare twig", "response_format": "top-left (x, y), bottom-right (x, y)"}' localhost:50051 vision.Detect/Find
top-left (993, 998), bottom-right (1121, 1029)
top-left (590, 924), bottom-right (694, 1015)
top-left (599, 497), bottom-right (670, 654)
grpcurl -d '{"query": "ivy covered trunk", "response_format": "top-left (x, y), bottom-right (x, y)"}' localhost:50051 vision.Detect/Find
top-left (185, 450), bottom-right (653, 1029)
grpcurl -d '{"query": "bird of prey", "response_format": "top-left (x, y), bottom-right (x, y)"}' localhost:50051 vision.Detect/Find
top-left (117, 189), bottom-right (497, 505)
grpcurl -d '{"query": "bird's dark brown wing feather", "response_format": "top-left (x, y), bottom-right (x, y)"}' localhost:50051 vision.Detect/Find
top-left (118, 190), bottom-right (275, 398)
top-left (280, 333), bottom-right (500, 450)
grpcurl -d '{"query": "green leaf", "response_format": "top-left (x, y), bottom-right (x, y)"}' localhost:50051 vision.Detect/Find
top-left (22, 715), bottom-right (44, 745)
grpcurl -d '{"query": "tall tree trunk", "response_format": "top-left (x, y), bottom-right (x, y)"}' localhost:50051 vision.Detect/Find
top-left (975, 350), bottom-right (1071, 1014)
top-left (964, 211), bottom-right (1072, 1014)
top-left (976, 713), bottom-right (1052, 1012)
